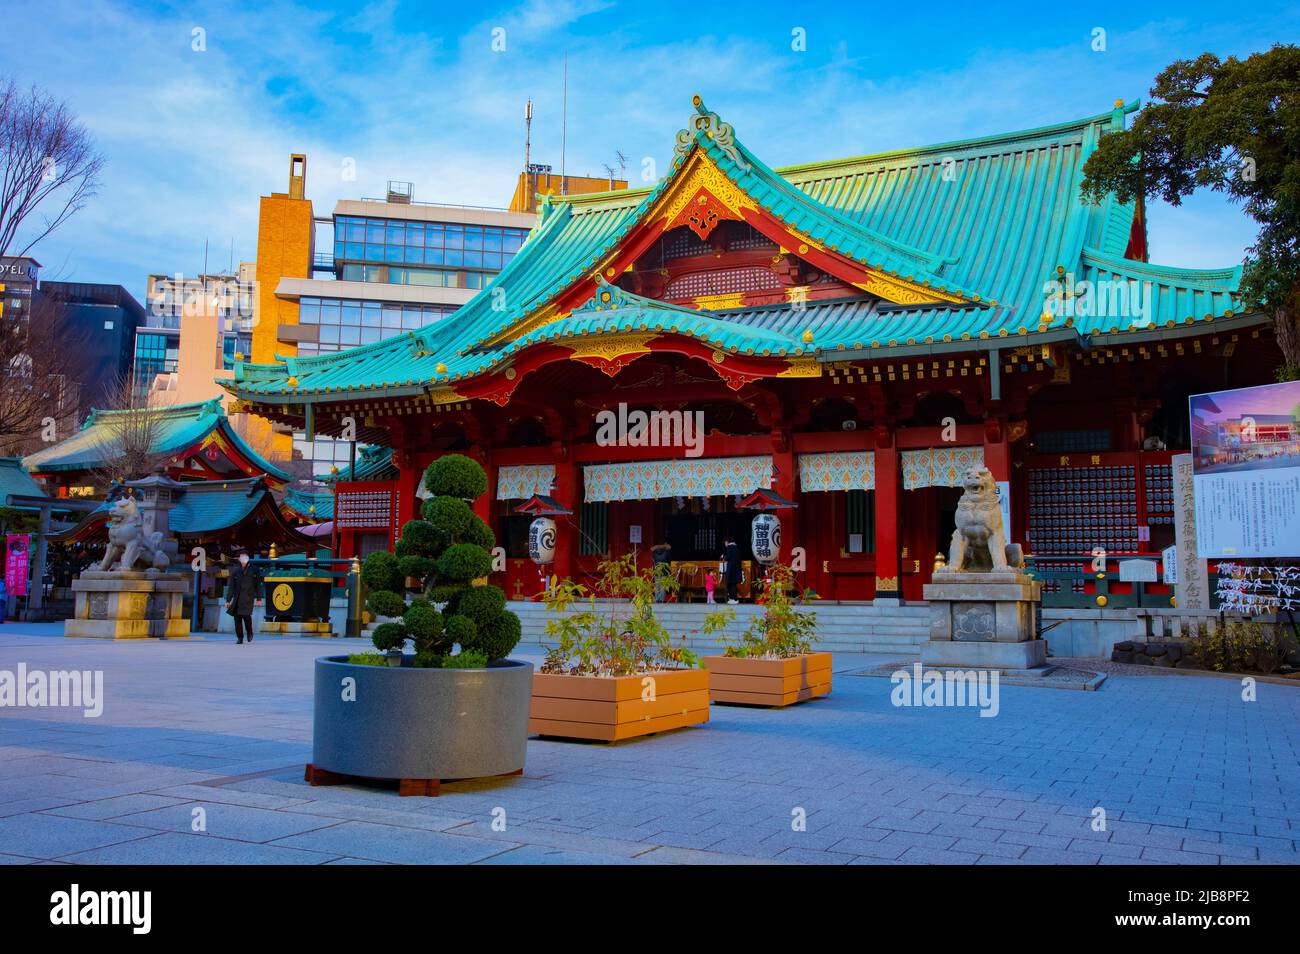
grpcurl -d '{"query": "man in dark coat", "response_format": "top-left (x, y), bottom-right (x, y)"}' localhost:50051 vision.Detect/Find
top-left (721, 536), bottom-right (741, 604)
top-left (225, 551), bottom-right (261, 644)
top-left (650, 542), bottom-right (672, 602)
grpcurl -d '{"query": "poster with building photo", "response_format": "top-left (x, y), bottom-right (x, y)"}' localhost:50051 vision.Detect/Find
top-left (1189, 380), bottom-right (1300, 557)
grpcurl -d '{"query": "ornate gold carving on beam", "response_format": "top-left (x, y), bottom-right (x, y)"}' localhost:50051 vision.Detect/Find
top-left (693, 292), bottom-right (744, 310)
top-left (853, 270), bottom-right (964, 306)
top-left (565, 332), bottom-right (656, 377)
top-left (654, 151), bottom-right (756, 231)
top-left (777, 359), bottom-right (821, 378)
top-left (425, 386), bottom-right (463, 406)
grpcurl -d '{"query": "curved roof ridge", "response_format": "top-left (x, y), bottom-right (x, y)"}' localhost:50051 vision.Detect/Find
top-left (556, 100), bottom-right (1144, 214)
top-left (720, 131), bottom-right (961, 280)
top-left (1081, 246), bottom-right (1243, 290)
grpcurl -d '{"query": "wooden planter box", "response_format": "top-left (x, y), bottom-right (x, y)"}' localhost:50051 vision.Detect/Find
top-left (530, 669), bottom-right (710, 742)
top-left (703, 652), bottom-right (833, 707)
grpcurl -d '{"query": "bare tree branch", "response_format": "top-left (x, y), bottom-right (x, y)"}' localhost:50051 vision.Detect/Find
top-left (0, 77), bottom-right (104, 261)
top-left (85, 373), bottom-right (173, 488)
top-left (0, 289), bottom-right (86, 455)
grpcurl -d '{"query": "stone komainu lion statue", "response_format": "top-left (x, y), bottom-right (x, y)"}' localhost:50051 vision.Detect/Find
top-left (99, 497), bottom-right (170, 573)
top-left (947, 466), bottom-right (1023, 573)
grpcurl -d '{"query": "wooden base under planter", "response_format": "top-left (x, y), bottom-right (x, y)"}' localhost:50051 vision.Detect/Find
top-left (304, 763), bottom-right (524, 797)
top-left (530, 669), bottom-right (710, 742)
top-left (703, 652), bottom-right (833, 707)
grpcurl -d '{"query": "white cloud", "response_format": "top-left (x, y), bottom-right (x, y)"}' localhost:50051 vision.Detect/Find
top-left (4, 0), bottom-right (1292, 295)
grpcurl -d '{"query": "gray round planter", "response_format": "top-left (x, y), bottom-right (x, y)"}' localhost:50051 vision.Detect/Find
top-left (312, 656), bottom-right (533, 782)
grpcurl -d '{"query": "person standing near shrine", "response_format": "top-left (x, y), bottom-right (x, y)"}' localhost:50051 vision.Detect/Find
top-left (226, 550), bottom-right (261, 644)
top-left (721, 536), bottom-right (741, 604)
top-left (651, 542), bottom-right (673, 602)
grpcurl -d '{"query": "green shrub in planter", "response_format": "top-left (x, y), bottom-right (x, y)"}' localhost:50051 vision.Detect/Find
top-left (397, 555), bottom-right (435, 581)
top-left (363, 455), bottom-right (520, 667)
top-left (394, 520), bottom-right (442, 559)
top-left (457, 584), bottom-right (506, 628)
top-left (466, 610), bottom-right (522, 661)
top-left (443, 650), bottom-right (489, 669)
top-left (420, 496), bottom-right (475, 536)
top-left (445, 614), bottom-right (477, 648)
top-left (424, 453), bottom-right (487, 500)
top-left (404, 602), bottom-right (446, 645)
top-left (437, 542), bottom-right (493, 582)
top-left (367, 589), bottom-right (408, 619)
top-left (362, 551), bottom-right (404, 594)
top-left (370, 622), bottom-right (407, 652)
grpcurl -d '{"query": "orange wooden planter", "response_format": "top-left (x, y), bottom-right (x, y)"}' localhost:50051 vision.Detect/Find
top-left (702, 652), bottom-right (833, 707)
top-left (529, 668), bottom-right (710, 742)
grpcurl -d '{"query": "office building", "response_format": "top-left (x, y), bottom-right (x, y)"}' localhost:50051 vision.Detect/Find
top-left (38, 281), bottom-right (146, 409)
top-left (248, 157), bottom-right (547, 468)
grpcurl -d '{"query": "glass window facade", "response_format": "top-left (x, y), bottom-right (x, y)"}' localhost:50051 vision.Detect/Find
top-left (333, 216), bottom-right (527, 284)
top-left (132, 331), bottom-right (179, 398)
top-left (292, 295), bottom-right (453, 468)
top-left (294, 297), bottom-right (455, 358)
top-left (221, 333), bottom-right (252, 369)
top-left (294, 435), bottom-right (357, 466)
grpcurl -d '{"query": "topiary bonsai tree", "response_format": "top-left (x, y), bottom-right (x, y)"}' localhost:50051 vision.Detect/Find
top-left (358, 454), bottom-right (521, 667)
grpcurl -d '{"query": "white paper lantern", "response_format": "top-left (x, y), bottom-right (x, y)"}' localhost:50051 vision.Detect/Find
top-left (528, 517), bottom-right (556, 564)
top-left (751, 512), bottom-right (782, 565)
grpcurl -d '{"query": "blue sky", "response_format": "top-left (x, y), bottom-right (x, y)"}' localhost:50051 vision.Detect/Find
top-left (6, 0), bottom-right (1297, 298)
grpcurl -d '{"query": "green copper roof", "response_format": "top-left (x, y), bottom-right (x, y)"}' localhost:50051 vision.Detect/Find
top-left (23, 399), bottom-right (291, 483)
top-left (317, 445), bottom-right (397, 484)
top-left (282, 487), bottom-right (334, 520)
top-left (230, 97), bottom-right (1250, 402)
top-left (494, 279), bottom-right (809, 358)
top-left (51, 477), bottom-right (315, 548)
top-left (0, 458), bottom-right (46, 507)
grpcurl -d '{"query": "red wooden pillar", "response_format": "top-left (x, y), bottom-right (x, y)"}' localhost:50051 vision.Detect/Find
top-left (391, 450), bottom-right (421, 546)
top-left (982, 417), bottom-right (1013, 543)
top-left (872, 427), bottom-right (902, 604)
top-left (552, 452), bottom-right (578, 583)
top-left (982, 418), bottom-right (1010, 482)
top-left (470, 448), bottom-right (495, 527)
top-left (770, 430), bottom-right (799, 574)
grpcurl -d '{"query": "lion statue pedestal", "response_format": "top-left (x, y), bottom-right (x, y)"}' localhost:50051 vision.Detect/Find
top-left (64, 484), bottom-right (190, 640)
top-left (65, 570), bottom-right (190, 640)
top-left (920, 466), bottom-right (1047, 672)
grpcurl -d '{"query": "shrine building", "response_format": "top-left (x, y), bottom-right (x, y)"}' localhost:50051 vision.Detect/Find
top-left (226, 97), bottom-right (1279, 603)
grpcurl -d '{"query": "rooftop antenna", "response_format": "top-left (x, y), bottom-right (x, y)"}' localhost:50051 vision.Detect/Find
top-left (615, 149), bottom-right (628, 183)
top-left (524, 99), bottom-right (533, 171)
top-left (603, 163), bottom-right (616, 190)
top-left (524, 99), bottom-right (534, 211)
top-left (560, 54), bottom-right (568, 196)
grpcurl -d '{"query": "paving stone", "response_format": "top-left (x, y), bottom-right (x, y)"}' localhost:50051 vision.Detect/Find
top-left (477, 844), bottom-right (642, 865)
top-left (0, 814), bottom-right (154, 860)
top-left (42, 794), bottom-right (189, 820)
top-left (62, 832), bottom-right (337, 865)
top-left (268, 821), bottom-right (515, 865)
top-left (107, 802), bottom-right (341, 843)
top-left (2, 628), bottom-right (1299, 865)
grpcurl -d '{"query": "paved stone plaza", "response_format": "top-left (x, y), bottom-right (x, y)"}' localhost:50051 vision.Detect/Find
top-left (1, 625), bottom-right (1297, 865)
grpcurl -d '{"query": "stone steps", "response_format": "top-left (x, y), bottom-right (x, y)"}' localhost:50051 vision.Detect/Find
top-left (359, 602), bottom-right (932, 655)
